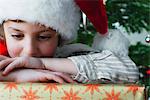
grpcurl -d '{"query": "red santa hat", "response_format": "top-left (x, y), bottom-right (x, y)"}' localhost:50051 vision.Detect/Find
top-left (75, 0), bottom-right (108, 35)
top-left (0, 39), bottom-right (8, 56)
top-left (0, 0), bottom-right (108, 55)
top-left (75, 0), bottom-right (130, 56)
top-left (0, 0), bottom-right (108, 43)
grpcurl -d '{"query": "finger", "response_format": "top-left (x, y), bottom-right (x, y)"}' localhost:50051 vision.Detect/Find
top-left (36, 70), bottom-right (75, 83)
top-left (0, 55), bottom-right (9, 61)
top-left (3, 59), bottom-right (23, 75)
top-left (46, 74), bottom-right (65, 83)
top-left (34, 70), bottom-right (65, 83)
top-left (0, 58), bottom-right (14, 70)
top-left (53, 72), bottom-right (75, 83)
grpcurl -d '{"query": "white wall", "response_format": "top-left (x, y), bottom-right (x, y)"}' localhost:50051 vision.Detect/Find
top-left (123, 31), bottom-right (150, 46)
top-left (112, 22), bottom-right (150, 46)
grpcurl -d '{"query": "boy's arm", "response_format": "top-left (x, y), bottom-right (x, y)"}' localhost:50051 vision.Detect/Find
top-left (0, 56), bottom-right (77, 76)
top-left (0, 69), bottom-right (74, 83)
top-left (67, 50), bottom-right (139, 83)
top-left (41, 58), bottom-right (78, 75)
top-left (0, 71), bottom-right (17, 82)
top-left (42, 50), bottom-right (139, 83)
top-left (0, 51), bottom-right (139, 83)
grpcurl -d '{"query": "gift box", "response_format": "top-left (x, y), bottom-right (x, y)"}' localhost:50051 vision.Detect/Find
top-left (0, 82), bottom-right (146, 100)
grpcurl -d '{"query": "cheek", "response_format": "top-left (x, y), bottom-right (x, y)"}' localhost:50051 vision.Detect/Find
top-left (5, 33), bottom-right (21, 57)
top-left (41, 45), bottom-right (57, 56)
top-left (7, 43), bottom-right (22, 57)
top-left (39, 40), bottom-right (58, 57)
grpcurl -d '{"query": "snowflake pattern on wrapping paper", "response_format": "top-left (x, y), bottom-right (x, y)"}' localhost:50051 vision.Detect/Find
top-left (0, 82), bottom-right (145, 100)
top-left (43, 83), bottom-right (60, 100)
top-left (82, 84), bottom-right (101, 95)
top-left (103, 87), bottom-right (121, 100)
top-left (61, 88), bottom-right (81, 100)
top-left (44, 83), bottom-right (59, 94)
top-left (124, 85), bottom-right (144, 97)
top-left (20, 86), bottom-right (41, 100)
top-left (4, 82), bottom-right (18, 92)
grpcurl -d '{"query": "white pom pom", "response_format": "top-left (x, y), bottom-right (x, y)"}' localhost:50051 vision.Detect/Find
top-left (92, 29), bottom-right (130, 57)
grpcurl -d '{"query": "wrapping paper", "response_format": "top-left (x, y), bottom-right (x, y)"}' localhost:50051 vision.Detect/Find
top-left (0, 82), bottom-right (145, 100)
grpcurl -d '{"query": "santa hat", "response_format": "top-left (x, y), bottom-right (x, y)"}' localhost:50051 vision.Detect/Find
top-left (0, 39), bottom-right (8, 56)
top-left (75, 0), bottom-right (108, 35)
top-left (0, 0), bottom-right (108, 45)
top-left (75, 0), bottom-right (130, 56)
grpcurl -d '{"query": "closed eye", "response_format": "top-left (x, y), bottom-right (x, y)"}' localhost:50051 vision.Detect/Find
top-left (38, 35), bottom-right (51, 41)
top-left (11, 34), bottom-right (24, 40)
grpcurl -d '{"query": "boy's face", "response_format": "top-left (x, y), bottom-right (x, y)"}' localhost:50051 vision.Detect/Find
top-left (3, 20), bottom-right (58, 57)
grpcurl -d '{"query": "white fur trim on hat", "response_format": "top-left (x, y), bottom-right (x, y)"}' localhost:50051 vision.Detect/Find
top-left (0, 0), bottom-right (81, 44)
top-left (92, 29), bottom-right (130, 57)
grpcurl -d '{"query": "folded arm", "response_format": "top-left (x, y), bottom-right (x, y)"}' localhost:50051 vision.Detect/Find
top-left (0, 69), bottom-right (75, 83)
top-left (67, 50), bottom-right (139, 83)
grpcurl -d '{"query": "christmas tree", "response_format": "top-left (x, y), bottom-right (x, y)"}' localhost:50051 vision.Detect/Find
top-left (76, 0), bottom-right (150, 86)
top-left (77, 0), bottom-right (150, 66)
top-left (107, 0), bottom-right (150, 33)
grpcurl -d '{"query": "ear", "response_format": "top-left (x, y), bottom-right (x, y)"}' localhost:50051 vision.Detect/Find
top-left (0, 25), bottom-right (4, 40)
top-left (0, 25), bottom-right (8, 56)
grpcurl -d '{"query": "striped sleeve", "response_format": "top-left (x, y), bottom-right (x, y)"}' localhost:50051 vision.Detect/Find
top-left (68, 50), bottom-right (139, 83)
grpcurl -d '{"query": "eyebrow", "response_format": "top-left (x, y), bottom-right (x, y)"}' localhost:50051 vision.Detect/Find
top-left (8, 27), bottom-right (53, 34)
top-left (8, 27), bottom-right (23, 33)
top-left (10, 20), bottom-right (25, 23)
top-left (36, 29), bottom-right (51, 34)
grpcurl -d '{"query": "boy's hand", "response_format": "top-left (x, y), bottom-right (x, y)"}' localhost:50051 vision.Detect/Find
top-left (2, 69), bottom-right (75, 83)
top-left (0, 55), bottom-right (9, 61)
top-left (0, 56), bottom-right (45, 75)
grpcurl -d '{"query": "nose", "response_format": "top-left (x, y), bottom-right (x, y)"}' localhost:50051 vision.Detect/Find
top-left (22, 39), bottom-right (39, 57)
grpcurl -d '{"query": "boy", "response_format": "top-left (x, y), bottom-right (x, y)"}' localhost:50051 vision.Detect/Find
top-left (0, 0), bottom-right (139, 83)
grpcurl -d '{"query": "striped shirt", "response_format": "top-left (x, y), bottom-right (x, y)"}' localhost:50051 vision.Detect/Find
top-left (55, 43), bottom-right (139, 83)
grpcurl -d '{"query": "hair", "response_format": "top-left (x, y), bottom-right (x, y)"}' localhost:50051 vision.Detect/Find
top-left (0, 19), bottom-right (62, 46)
top-left (0, 20), bottom-right (25, 39)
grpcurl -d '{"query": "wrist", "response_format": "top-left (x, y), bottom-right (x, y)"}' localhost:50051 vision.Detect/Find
top-left (0, 71), bottom-right (15, 82)
top-left (40, 58), bottom-right (78, 75)
top-left (40, 58), bottom-right (47, 70)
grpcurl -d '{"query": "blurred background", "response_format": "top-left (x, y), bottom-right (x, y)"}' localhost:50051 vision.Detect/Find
top-left (75, 0), bottom-right (150, 85)
top-left (76, 0), bottom-right (150, 66)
